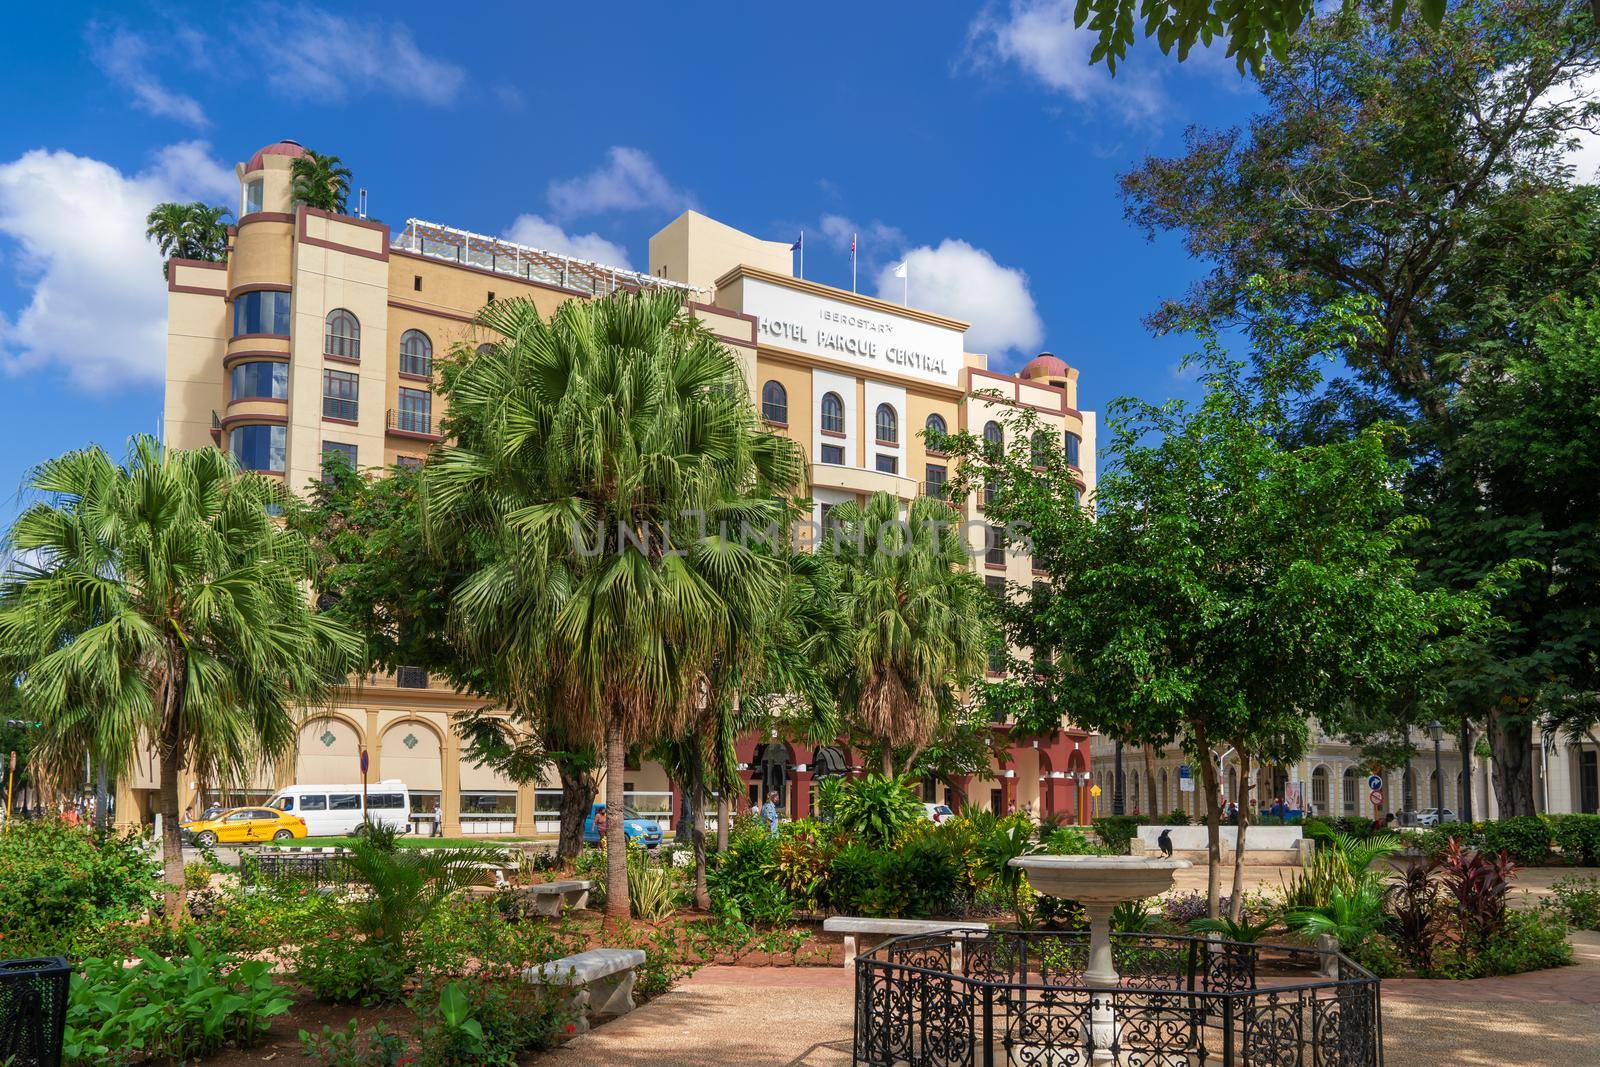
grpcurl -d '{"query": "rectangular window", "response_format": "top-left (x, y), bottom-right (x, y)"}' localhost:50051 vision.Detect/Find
top-left (396, 666), bottom-right (429, 689)
top-left (986, 526), bottom-right (1006, 567)
top-left (232, 290), bottom-right (291, 337)
top-left (367, 793), bottom-right (405, 810)
top-left (460, 792), bottom-right (517, 816)
top-left (875, 453), bottom-right (898, 475)
top-left (298, 794), bottom-right (328, 811)
top-left (925, 463), bottom-right (947, 500)
top-left (410, 792), bottom-right (441, 816)
top-left (230, 360), bottom-right (288, 401)
top-left (244, 179), bottom-right (264, 215)
top-left (820, 443), bottom-right (845, 465)
top-left (1065, 432), bottom-right (1082, 468)
top-left (323, 370), bottom-right (358, 421)
top-left (413, 275), bottom-right (422, 291)
top-left (396, 388), bottom-right (432, 435)
top-left (985, 575), bottom-right (1005, 596)
top-left (328, 794), bottom-right (362, 811)
top-left (321, 441), bottom-right (357, 480)
top-left (396, 456), bottom-right (422, 471)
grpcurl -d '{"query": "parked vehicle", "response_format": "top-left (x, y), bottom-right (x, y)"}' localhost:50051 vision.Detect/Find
top-left (1414, 807), bottom-right (1457, 828)
top-left (264, 780), bottom-right (411, 837)
top-left (924, 802), bottom-right (954, 824)
top-left (181, 806), bottom-right (307, 846)
top-left (582, 803), bottom-right (663, 847)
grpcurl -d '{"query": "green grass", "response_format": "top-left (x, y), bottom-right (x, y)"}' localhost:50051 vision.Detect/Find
top-left (258, 834), bottom-right (546, 849)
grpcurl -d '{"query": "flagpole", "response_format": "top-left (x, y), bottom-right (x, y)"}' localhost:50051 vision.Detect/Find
top-left (799, 231), bottom-right (805, 279)
top-left (851, 233), bottom-right (858, 293)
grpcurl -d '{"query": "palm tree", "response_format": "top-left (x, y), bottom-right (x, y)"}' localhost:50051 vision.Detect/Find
top-left (829, 492), bottom-right (989, 776)
top-left (0, 437), bottom-right (364, 923)
top-left (290, 150), bottom-right (353, 214)
top-left (145, 201), bottom-right (232, 276)
top-left (422, 289), bottom-right (802, 918)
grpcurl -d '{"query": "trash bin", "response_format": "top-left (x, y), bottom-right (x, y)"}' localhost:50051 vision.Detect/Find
top-left (0, 957), bottom-right (71, 1067)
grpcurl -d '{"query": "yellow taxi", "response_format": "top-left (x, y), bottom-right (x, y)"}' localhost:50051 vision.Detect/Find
top-left (180, 806), bottom-right (307, 846)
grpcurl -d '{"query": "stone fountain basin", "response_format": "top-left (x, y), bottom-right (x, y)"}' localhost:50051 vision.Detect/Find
top-left (1010, 855), bottom-right (1191, 904)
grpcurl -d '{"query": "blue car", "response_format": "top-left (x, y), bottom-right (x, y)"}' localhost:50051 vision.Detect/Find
top-left (582, 803), bottom-right (663, 848)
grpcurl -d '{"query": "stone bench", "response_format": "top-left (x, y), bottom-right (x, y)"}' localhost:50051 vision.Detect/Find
top-left (823, 917), bottom-right (990, 967)
top-left (471, 880), bottom-right (594, 918)
top-left (522, 948), bottom-right (645, 1033)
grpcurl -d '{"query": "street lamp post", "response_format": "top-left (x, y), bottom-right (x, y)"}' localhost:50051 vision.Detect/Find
top-left (1459, 720), bottom-right (1473, 823)
top-left (1428, 720), bottom-right (1445, 818)
top-left (1112, 741), bottom-right (1125, 816)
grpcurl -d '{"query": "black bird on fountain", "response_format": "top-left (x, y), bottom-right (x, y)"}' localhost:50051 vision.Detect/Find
top-left (1157, 827), bottom-right (1174, 859)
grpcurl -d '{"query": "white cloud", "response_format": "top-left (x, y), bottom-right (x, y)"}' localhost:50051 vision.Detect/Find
top-left (1564, 68), bottom-right (1600, 183)
top-left (254, 7), bottom-right (465, 106)
top-left (965, 0), bottom-right (1168, 125)
top-left (0, 142), bottom-right (232, 391)
top-left (817, 214), bottom-right (905, 256)
top-left (87, 23), bottom-right (209, 128)
top-left (547, 147), bottom-right (695, 221)
top-left (874, 240), bottom-right (1043, 358)
top-left (503, 214), bottom-right (633, 269)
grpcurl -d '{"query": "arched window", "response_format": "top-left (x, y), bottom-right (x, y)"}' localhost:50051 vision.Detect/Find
top-left (761, 380), bottom-right (788, 424)
top-left (925, 412), bottom-right (948, 441)
top-left (875, 403), bottom-right (898, 445)
top-left (324, 308), bottom-right (360, 360)
top-left (1031, 430), bottom-right (1051, 468)
top-left (400, 330), bottom-right (433, 377)
top-left (1311, 767), bottom-right (1329, 813)
top-left (983, 420), bottom-right (1003, 453)
top-left (820, 391), bottom-right (844, 434)
top-left (1342, 768), bottom-right (1358, 813)
top-left (1065, 431), bottom-right (1082, 468)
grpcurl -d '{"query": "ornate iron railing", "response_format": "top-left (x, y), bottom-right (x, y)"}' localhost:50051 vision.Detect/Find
top-left (854, 929), bottom-right (1381, 1066)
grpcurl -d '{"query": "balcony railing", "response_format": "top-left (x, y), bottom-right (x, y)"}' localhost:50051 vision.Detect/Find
top-left (388, 409), bottom-right (438, 438)
top-left (920, 479), bottom-right (950, 501)
top-left (400, 353), bottom-right (432, 378)
top-left (323, 397), bottom-right (358, 422)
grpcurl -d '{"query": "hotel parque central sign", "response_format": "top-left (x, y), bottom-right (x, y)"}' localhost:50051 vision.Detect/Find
top-left (742, 276), bottom-right (965, 387)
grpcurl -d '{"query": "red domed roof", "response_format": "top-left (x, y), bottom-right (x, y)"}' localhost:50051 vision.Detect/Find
top-left (1021, 353), bottom-right (1069, 378)
top-left (245, 139), bottom-right (307, 172)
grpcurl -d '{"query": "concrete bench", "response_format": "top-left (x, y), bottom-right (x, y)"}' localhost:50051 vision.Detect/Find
top-left (823, 917), bottom-right (990, 967)
top-left (472, 880), bottom-right (594, 918)
top-left (522, 948), bottom-right (645, 1033)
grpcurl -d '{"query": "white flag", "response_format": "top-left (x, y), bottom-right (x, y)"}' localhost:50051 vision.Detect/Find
top-left (892, 261), bottom-right (907, 278)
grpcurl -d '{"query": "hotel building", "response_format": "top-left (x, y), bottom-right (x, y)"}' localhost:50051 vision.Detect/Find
top-left (138, 139), bottom-right (1101, 833)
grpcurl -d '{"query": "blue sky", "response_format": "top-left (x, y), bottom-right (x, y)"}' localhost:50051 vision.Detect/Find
top-left (0, 1), bottom-right (1263, 517)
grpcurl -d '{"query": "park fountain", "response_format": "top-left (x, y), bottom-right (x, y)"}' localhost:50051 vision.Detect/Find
top-left (1010, 855), bottom-right (1190, 1061)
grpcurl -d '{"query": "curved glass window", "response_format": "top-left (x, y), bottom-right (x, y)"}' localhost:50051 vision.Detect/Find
top-left (325, 309), bottom-right (360, 360)
top-left (875, 403), bottom-right (898, 445)
top-left (820, 391), bottom-right (844, 434)
top-left (761, 380), bottom-right (788, 424)
top-left (232, 290), bottom-right (290, 337)
top-left (230, 360), bottom-right (287, 401)
top-left (1065, 431), bottom-right (1082, 468)
top-left (230, 423), bottom-right (285, 473)
top-left (400, 330), bottom-right (433, 377)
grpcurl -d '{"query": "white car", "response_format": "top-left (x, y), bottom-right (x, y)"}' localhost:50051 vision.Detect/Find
top-left (924, 803), bottom-right (954, 824)
top-left (1414, 808), bottom-right (1457, 828)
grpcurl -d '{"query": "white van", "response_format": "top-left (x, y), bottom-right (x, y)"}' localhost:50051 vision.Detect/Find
top-left (265, 780), bottom-right (411, 838)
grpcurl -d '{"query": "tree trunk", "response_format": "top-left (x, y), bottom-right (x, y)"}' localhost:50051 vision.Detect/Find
top-left (1142, 747), bottom-right (1159, 816)
top-left (690, 770), bottom-right (710, 912)
top-left (1487, 707), bottom-right (1538, 817)
top-left (604, 726), bottom-right (629, 921)
top-left (1196, 734), bottom-right (1223, 920)
top-left (555, 758), bottom-right (596, 863)
top-left (157, 744), bottom-right (186, 929)
top-left (716, 792), bottom-right (731, 852)
top-left (1229, 751), bottom-right (1251, 923)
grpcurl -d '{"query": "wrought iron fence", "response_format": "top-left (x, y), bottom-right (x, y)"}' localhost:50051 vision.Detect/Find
top-left (854, 929), bottom-right (1381, 1066)
top-left (240, 850), bottom-right (356, 890)
top-left (0, 956), bottom-right (71, 1067)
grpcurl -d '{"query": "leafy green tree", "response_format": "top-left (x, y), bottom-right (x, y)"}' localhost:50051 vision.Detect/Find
top-left (948, 305), bottom-right (1476, 917)
top-left (827, 492), bottom-right (990, 778)
top-left (422, 290), bottom-right (802, 918)
top-left (290, 150), bottom-right (353, 214)
top-left (1119, 0), bottom-right (1600, 815)
top-left (0, 438), bottom-right (363, 922)
top-left (145, 201), bottom-right (232, 276)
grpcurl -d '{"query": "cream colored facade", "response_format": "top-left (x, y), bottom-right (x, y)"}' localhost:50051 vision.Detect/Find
top-left (146, 139), bottom-right (1100, 834)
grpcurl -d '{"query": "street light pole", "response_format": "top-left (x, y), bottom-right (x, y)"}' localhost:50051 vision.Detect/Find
top-left (1112, 741), bottom-right (1125, 816)
top-left (1459, 720), bottom-right (1473, 823)
top-left (1428, 720), bottom-right (1445, 817)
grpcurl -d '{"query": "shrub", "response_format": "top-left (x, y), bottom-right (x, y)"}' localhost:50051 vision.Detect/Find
top-left (873, 830), bottom-right (963, 918)
top-left (295, 932), bottom-right (411, 1005)
top-left (1091, 815), bottom-right (1143, 855)
top-left (300, 1020), bottom-right (406, 1067)
top-left (1041, 826), bottom-right (1103, 855)
top-left (627, 848), bottom-right (686, 922)
top-left (572, 845), bottom-right (608, 907)
top-left (1439, 839), bottom-right (1515, 943)
top-left (706, 819), bottom-right (792, 925)
top-left (63, 938), bottom-right (291, 1065)
top-left (825, 841), bottom-right (891, 915)
top-left (184, 861), bottom-right (213, 890)
top-left (1545, 875), bottom-right (1600, 931)
top-left (1162, 808), bottom-right (1191, 826)
top-left (1161, 890), bottom-right (1253, 928)
top-left (0, 819), bottom-right (160, 953)
top-left (830, 774), bottom-right (925, 847)
top-left (1550, 814), bottom-right (1600, 866)
top-left (411, 978), bottom-right (576, 1066)
top-left (772, 820), bottom-right (840, 911)
top-left (1384, 857), bottom-right (1442, 970)
top-left (1477, 816), bottom-right (1553, 865)
top-left (1473, 910), bottom-right (1572, 976)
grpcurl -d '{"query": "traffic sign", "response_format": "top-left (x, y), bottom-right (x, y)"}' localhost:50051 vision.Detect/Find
top-left (1090, 784), bottom-right (1102, 798)
top-left (359, 748), bottom-right (369, 775)
top-left (1368, 790), bottom-right (1383, 807)
top-left (1367, 774), bottom-right (1383, 792)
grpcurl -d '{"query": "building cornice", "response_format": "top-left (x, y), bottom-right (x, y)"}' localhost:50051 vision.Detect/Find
top-left (715, 264), bottom-right (972, 333)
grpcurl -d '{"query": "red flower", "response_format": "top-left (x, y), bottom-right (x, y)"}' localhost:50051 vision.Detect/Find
top-left (565, 1023), bottom-right (576, 1033)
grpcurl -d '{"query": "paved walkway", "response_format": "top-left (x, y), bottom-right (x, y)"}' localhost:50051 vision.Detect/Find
top-left (543, 931), bottom-right (1600, 1066)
